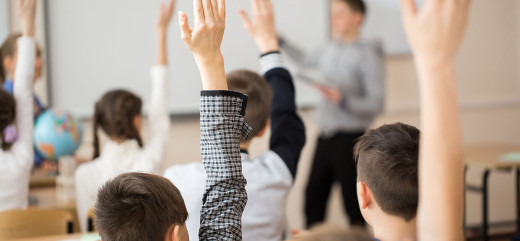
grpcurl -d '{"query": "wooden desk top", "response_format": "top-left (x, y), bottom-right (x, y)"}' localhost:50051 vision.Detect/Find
top-left (465, 143), bottom-right (520, 169)
top-left (7, 233), bottom-right (94, 241)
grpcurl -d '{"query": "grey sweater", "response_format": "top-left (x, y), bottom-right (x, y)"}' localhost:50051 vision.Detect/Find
top-left (280, 37), bottom-right (385, 136)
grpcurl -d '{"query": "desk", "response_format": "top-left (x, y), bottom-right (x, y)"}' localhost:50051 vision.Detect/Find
top-left (7, 233), bottom-right (99, 241)
top-left (465, 143), bottom-right (520, 241)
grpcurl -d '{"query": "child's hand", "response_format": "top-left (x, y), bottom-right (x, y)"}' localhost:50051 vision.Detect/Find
top-left (179, 0), bottom-right (226, 62)
top-left (401, 0), bottom-right (471, 66)
top-left (18, 0), bottom-right (37, 37)
top-left (157, 0), bottom-right (176, 31)
top-left (179, 0), bottom-right (227, 90)
top-left (239, 0), bottom-right (279, 53)
top-left (315, 84), bottom-right (342, 105)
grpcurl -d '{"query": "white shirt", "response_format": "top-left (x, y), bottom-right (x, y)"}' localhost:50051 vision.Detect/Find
top-left (75, 66), bottom-right (170, 232)
top-left (164, 151), bottom-right (293, 241)
top-left (0, 37), bottom-right (36, 211)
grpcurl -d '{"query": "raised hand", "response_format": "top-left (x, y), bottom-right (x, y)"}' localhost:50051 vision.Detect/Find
top-left (18, 0), bottom-right (37, 37)
top-left (157, 0), bottom-right (176, 31)
top-left (179, 0), bottom-right (227, 90)
top-left (156, 0), bottom-right (176, 66)
top-left (402, 0), bottom-right (471, 241)
top-left (239, 0), bottom-right (279, 53)
top-left (401, 0), bottom-right (471, 65)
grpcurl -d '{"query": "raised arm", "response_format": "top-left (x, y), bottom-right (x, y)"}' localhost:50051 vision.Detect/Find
top-left (401, 0), bottom-right (471, 240)
top-left (12, 0), bottom-right (36, 168)
top-left (179, 0), bottom-right (250, 240)
top-left (144, 0), bottom-right (175, 167)
top-left (240, 0), bottom-right (306, 178)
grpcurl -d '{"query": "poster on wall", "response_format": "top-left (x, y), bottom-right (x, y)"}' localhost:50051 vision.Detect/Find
top-left (362, 0), bottom-right (424, 55)
top-left (0, 0), bottom-right (8, 42)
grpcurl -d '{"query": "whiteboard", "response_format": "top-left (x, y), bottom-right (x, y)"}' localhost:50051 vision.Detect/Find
top-left (0, 0), bottom-right (8, 42)
top-left (44, 0), bottom-right (326, 117)
top-left (363, 0), bottom-right (423, 55)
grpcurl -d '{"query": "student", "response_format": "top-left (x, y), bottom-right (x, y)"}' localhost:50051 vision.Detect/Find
top-left (0, 0), bottom-right (37, 211)
top-left (294, 0), bottom-right (469, 240)
top-left (0, 34), bottom-right (44, 118)
top-left (354, 123), bottom-right (420, 241)
top-left (279, 0), bottom-right (385, 228)
top-left (164, 0), bottom-right (306, 240)
top-left (95, 0), bottom-right (249, 240)
top-left (354, 0), bottom-right (470, 240)
top-left (74, 0), bottom-right (174, 232)
top-left (1, 30), bottom-right (46, 167)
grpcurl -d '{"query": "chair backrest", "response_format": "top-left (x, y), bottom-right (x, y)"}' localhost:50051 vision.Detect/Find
top-left (0, 209), bottom-right (73, 240)
top-left (87, 208), bottom-right (96, 232)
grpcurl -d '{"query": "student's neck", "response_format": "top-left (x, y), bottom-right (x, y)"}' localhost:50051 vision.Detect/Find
top-left (372, 215), bottom-right (417, 241)
top-left (239, 142), bottom-right (250, 151)
top-left (340, 30), bottom-right (360, 43)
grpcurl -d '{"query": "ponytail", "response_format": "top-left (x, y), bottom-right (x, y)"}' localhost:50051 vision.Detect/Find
top-left (92, 102), bottom-right (101, 159)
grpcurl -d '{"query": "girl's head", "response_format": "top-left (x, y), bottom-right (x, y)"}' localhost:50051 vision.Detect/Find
top-left (92, 89), bottom-right (144, 159)
top-left (0, 89), bottom-right (16, 151)
top-left (1, 33), bottom-right (43, 84)
top-left (330, 0), bottom-right (366, 38)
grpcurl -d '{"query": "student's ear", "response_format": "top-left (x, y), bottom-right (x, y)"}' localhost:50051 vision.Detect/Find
top-left (165, 225), bottom-right (176, 241)
top-left (357, 181), bottom-right (371, 209)
top-left (256, 119), bottom-right (270, 138)
top-left (133, 115), bottom-right (143, 133)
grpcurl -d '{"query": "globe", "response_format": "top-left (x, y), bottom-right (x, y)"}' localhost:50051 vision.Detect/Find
top-left (34, 109), bottom-right (83, 161)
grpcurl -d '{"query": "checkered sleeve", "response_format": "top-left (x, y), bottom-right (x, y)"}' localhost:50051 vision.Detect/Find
top-left (199, 90), bottom-right (252, 241)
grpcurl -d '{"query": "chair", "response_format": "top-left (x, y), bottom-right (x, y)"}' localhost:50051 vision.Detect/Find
top-left (0, 209), bottom-right (73, 240)
top-left (87, 208), bottom-right (96, 232)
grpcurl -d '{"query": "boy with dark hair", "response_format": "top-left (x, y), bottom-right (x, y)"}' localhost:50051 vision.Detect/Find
top-left (164, 0), bottom-right (306, 240)
top-left (349, 0), bottom-right (472, 240)
top-left (280, 0), bottom-right (385, 228)
top-left (95, 173), bottom-right (189, 241)
top-left (354, 123), bottom-right (419, 241)
top-left (95, 0), bottom-right (251, 240)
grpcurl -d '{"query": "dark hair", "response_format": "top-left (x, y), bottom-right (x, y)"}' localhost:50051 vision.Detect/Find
top-left (0, 33), bottom-right (22, 84)
top-left (0, 89), bottom-right (16, 151)
top-left (93, 90), bottom-right (143, 159)
top-left (94, 172), bottom-right (188, 241)
top-left (337, 0), bottom-right (366, 14)
top-left (227, 70), bottom-right (273, 142)
top-left (354, 123), bottom-right (419, 221)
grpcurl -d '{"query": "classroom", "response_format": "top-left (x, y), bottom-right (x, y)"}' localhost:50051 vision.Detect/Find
top-left (0, 0), bottom-right (519, 241)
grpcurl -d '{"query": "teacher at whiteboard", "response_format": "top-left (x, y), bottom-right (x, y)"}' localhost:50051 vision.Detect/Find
top-left (280, 0), bottom-right (385, 228)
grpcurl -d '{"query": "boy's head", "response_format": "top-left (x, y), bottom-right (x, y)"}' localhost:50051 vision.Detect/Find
top-left (0, 89), bottom-right (16, 151)
top-left (330, 0), bottom-right (366, 37)
top-left (95, 172), bottom-right (189, 241)
top-left (227, 70), bottom-right (273, 142)
top-left (354, 123), bottom-right (419, 224)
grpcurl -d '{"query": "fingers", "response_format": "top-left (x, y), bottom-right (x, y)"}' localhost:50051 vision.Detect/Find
top-left (167, 0), bottom-right (175, 13)
top-left (211, 0), bottom-right (219, 20)
top-left (179, 11), bottom-right (192, 43)
top-left (401, 0), bottom-right (417, 24)
top-left (219, 0), bottom-right (226, 23)
top-left (238, 10), bottom-right (251, 30)
top-left (202, 0), bottom-right (215, 23)
top-left (194, 0), bottom-right (205, 23)
top-left (252, 0), bottom-right (261, 15)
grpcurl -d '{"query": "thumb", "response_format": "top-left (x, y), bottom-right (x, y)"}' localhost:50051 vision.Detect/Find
top-left (179, 11), bottom-right (192, 44)
top-left (238, 10), bottom-right (251, 29)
